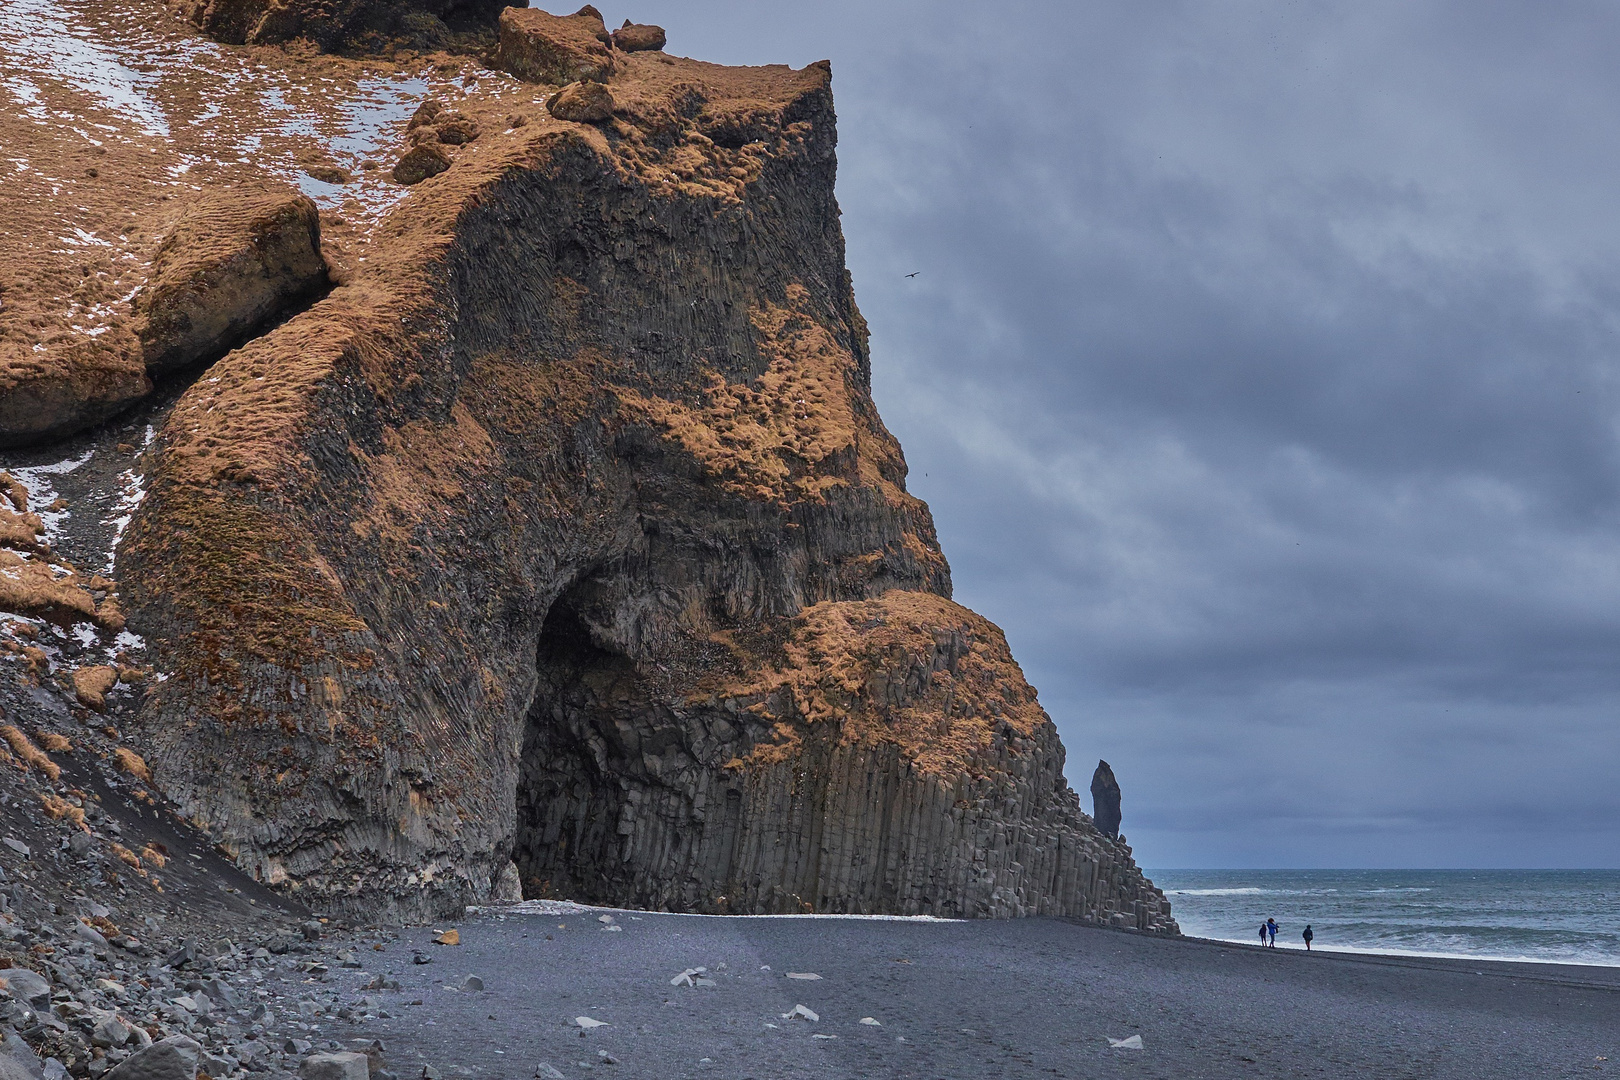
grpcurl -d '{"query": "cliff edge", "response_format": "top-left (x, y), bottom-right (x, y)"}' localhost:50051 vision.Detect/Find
top-left (0, 2), bottom-right (1174, 934)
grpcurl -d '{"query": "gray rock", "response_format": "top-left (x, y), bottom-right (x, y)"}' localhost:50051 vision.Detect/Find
top-left (0, 1027), bottom-right (41, 1080)
top-left (300, 923), bottom-right (322, 943)
top-left (104, 1036), bottom-right (201, 1080)
top-left (73, 922), bottom-right (108, 948)
top-left (492, 862), bottom-right (522, 904)
top-left (0, 971), bottom-right (50, 1009)
top-left (458, 977), bottom-right (481, 993)
top-left (90, 1012), bottom-right (130, 1048)
top-left (297, 1061), bottom-right (364, 1080)
top-left (197, 980), bottom-right (238, 1009)
top-left (39, 1062), bottom-right (64, 1080)
top-left (197, 1051), bottom-right (233, 1077)
top-left (67, 835), bottom-right (93, 859)
top-left (2, 841), bottom-right (27, 858)
top-left (1090, 760), bottom-right (1122, 840)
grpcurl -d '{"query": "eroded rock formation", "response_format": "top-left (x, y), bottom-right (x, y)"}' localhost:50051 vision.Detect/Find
top-left (136, 188), bottom-right (330, 377)
top-left (1091, 759), bottom-right (1122, 839)
top-left (0, 2), bottom-right (1174, 934)
top-left (1, 184), bottom-right (330, 449)
top-left (181, 0), bottom-right (511, 53)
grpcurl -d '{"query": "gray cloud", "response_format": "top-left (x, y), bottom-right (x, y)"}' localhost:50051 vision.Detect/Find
top-left (636, 0), bottom-right (1620, 867)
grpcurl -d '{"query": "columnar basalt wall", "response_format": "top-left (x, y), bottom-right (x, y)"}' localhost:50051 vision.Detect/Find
top-left (117, 16), bottom-right (1176, 932)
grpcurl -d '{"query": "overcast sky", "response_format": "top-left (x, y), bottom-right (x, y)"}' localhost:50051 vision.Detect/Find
top-left (631, 0), bottom-right (1620, 869)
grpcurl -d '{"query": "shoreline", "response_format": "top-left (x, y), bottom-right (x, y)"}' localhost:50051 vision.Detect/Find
top-left (1184, 931), bottom-right (1620, 971)
top-left (476, 895), bottom-right (1620, 970)
top-left (299, 904), bottom-right (1619, 1079)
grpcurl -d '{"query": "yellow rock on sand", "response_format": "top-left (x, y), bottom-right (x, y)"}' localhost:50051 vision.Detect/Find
top-left (434, 929), bottom-right (460, 945)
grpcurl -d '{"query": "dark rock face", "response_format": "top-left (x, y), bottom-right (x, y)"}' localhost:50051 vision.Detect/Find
top-left (516, 591), bottom-right (1163, 918)
top-left (182, 0), bottom-right (511, 53)
top-left (118, 40), bottom-right (1176, 933)
top-left (135, 188), bottom-right (329, 377)
top-left (1091, 759), bottom-right (1122, 839)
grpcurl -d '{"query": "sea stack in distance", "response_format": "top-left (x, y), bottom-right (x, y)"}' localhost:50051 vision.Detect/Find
top-left (1091, 760), bottom-right (1123, 839)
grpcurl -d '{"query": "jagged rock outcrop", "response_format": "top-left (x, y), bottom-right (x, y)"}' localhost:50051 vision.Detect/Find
top-left (611, 21), bottom-right (666, 53)
top-left (1091, 759), bottom-right (1122, 839)
top-left (181, 0), bottom-right (511, 52)
top-left (494, 6), bottom-right (617, 85)
top-left (0, 186), bottom-right (328, 449)
top-left (100, 10), bottom-right (1176, 932)
top-left (0, 333), bottom-right (150, 451)
top-left (136, 188), bottom-right (329, 377)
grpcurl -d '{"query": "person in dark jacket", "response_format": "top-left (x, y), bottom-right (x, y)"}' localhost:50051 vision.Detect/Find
top-left (1303, 925), bottom-right (1314, 951)
top-left (1259, 921), bottom-right (1269, 947)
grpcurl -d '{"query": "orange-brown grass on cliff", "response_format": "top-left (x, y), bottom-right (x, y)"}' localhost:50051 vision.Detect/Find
top-left (0, 551), bottom-right (101, 627)
top-left (0, 726), bottom-right (61, 782)
top-left (39, 794), bottom-right (87, 831)
top-left (597, 52), bottom-right (830, 203)
top-left (0, 473), bottom-right (28, 513)
top-left (36, 733), bottom-right (70, 753)
top-left (110, 843), bottom-right (142, 870)
top-left (716, 590), bottom-right (1048, 777)
top-left (618, 286), bottom-right (864, 504)
top-left (139, 844), bottom-right (168, 869)
top-left (113, 747), bottom-right (151, 784)
top-left (349, 400), bottom-right (498, 547)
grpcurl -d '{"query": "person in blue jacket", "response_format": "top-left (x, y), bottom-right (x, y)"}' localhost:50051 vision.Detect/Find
top-left (1265, 918), bottom-right (1279, 946)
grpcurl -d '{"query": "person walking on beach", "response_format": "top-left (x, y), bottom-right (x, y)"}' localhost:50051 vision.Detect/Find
top-left (1266, 918), bottom-right (1279, 947)
top-left (1303, 925), bottom-right (1314, 951)
top-left (1259, 921), bottom-right (1269, 947)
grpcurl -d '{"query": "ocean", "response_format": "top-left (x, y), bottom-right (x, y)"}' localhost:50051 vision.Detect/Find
top-left (1147, 869), bottom-right (1620, 967)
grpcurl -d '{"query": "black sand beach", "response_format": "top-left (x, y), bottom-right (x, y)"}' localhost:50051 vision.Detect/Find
top-left (290, 906), bottom-right (1620, 1080)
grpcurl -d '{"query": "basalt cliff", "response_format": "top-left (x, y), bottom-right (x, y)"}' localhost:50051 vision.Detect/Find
top-left (0, 1), bottom-right (1175, 934)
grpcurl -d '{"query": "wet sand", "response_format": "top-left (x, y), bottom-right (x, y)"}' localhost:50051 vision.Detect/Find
top-left (304, 904), bottom-right (1620, 1080)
